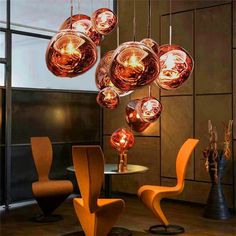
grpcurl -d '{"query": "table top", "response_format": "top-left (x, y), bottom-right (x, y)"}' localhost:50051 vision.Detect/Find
top-left (67, 164), bottom-right (148, 175)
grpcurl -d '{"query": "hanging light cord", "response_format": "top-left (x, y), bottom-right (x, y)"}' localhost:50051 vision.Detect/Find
top-left (147, 0), bottom-right (151, 38)
top-left (169, 0), bottom-right (172, 45)
top-left (91, 0), bottom-right (94, 14)
top-left (116, 1), bottom-right (120, 47)
top-left (70, 0), bottom-right (74, 29)
top-left (133, 0), bottom-right (136, 41)
top-left (78, 0), bottom-right (80, 14)
top-left (147, 0), bottom-right (152, 97)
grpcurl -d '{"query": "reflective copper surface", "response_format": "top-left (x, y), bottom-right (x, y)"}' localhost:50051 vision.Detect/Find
top-left (91, 8), bottom-right (117, 35)
top-left (155, 44), bottom-right (194, 90)
top-left (136, 96), bottom-right (162, 123)
top-left (96, 87), bottom-right (120, 109)
top-left (46, 29), bottom-right (97, 77)
top-left (125, 99), bottom-right (150, 132)
top-left (96, 50), bottom-right (133, 97)
top-left (110, 128), bottom-right (135, 154)
top-left (109, 41), bottom-right (160, 91)
top-left (60, 14), bottom-right (102, 46)
top-left (141, 38), bottom-right (159, 55)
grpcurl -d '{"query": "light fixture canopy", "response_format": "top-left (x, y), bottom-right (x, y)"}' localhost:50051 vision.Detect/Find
top-left (155, 44), bottom-right (194, 90)
top-left (91, 8), bottom-right (117, 35)
top-left (46, 29), bottom-right (97, 77)
top-left (109, 41), bottom-right (160, 91)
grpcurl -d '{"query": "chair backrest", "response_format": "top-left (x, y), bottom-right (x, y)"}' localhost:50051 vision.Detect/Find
top-left (72, 145), bottom-right (104, 213)
top-left (176, 139), bottom-right (199, 188)
top-left (30, 137), bottom-right (53, 181)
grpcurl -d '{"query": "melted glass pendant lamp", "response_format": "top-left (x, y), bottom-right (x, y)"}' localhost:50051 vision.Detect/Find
top-left (141, 38), bottom-right (159, 55)
top-left (60, 14), bottom-right (102, 46)
top-left (110, 128), bottom-right (135, 154)
top-left (155, 44), bottom-right (194, 90)
top-left (125, 99), bottom-right (150, 132)
top-left (96, 50), bottom-right (133, 97)
top-left (46, 29), bottom-right (97, 77)
top-left (96, 87), bottom-right (120, 109)
top-left (109, 41), bottom-right (160, 92)
top-left (91, 8), bottom-right (117, 35)
top-left (110, 128), bottom-right (135, 172)
top-left (136, 96), bottom-right (162, 123)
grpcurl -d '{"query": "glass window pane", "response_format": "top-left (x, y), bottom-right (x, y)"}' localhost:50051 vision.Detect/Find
top-left (0, 32), bottom-right (5, 58)
top-left (0, 64), bottom-right (5, 86)
top-left (11, 0), bottom-right (113, 35)
top-left (0, 0), bottom-right (6, 28)
top-left (12, 34), bottom-right (99, 91)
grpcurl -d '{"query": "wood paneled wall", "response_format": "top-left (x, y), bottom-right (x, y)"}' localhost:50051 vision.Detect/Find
top-left (1, 89), bottom-right (100, 203)
top-left (102, 0), bottom-right (235, 209)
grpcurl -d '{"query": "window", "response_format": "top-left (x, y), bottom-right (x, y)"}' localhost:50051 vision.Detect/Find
top-left (10, 0), bottom-right (113, 35)
top-left (0, 32), bottom-right (5, 58)
top-left (0, 0), bottom-right (6, 28)
top-left (12, 34), bottom-right (99, 91)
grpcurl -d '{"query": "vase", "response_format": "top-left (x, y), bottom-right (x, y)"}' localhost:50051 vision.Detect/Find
top-left (203, 152), bottom-right (231, 220)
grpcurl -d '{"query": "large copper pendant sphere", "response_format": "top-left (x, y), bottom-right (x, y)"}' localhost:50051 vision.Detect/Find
top-left (96, 87), bottom-right (120, 109)
top-left (109, 41), bottom-right (160, 91)
top-left (110, 128), bottom-right (135, 153)
top-left (141, 38), bottom-right (159, 55)
top-left (125, 99), bottom-right (150, 132)
top-left (46, 29), bottom-right (97, 77)
top-left (91, 8), bottom-right (117, 35)
top-left (60, 14), bottom-right (102, 46)
top-left (96, 50), bottom-right (133, 97)
top-left (136, 96), bottom-right (162, 123)
top-left (155, 44), bottom-right (194, 90)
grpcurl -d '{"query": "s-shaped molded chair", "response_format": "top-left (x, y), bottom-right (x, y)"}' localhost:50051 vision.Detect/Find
top-left (72, 145), bottom-right (125, 236)
top-left (138, 139), bottom-right (199, 235)
top-left (31, 137), bottom-right (73, 222)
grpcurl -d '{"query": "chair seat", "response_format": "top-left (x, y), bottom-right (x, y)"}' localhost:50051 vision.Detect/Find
top-left (32, 180), bottom-right (73, 198)
top-left (74, 198), bottom-right (125, 210)
top-left (138, 185), bottom-right (179, 196)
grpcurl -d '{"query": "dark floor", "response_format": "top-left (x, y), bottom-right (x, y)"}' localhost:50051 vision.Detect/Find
top-left (1, 194), bottom-right (236, 236)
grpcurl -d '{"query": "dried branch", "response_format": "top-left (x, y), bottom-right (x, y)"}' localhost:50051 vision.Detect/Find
top-left (223, 120), bottom-right (233, 160)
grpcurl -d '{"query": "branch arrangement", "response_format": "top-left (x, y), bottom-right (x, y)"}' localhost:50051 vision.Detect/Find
top-left (203, 120), bottom-right (233, 183)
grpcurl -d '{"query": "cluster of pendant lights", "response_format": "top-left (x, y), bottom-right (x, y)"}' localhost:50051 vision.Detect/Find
top-left (45, 0), bottom-right (194, 156)
top-left (46, 4), bottom-right (117, 77)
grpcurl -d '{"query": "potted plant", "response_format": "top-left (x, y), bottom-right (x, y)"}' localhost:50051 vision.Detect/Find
top-left (202, 120), bottom-right (233, 220)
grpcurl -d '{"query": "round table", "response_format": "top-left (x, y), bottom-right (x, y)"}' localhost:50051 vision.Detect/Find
top-left (67, 164), bottom-right (148, 197)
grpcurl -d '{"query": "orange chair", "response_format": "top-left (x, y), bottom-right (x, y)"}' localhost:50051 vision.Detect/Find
top-left (31, 137), bottom-right (73, 222)
top-left (72, 145), bottom-right (125, 236)
top-left (138, 139), bottom-right (199, 234)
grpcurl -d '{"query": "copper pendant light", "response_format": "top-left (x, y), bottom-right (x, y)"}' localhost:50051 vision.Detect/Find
top-left (60, 14), bottom-right (102, 46)
top-left (91, 8), bottom-right (117, 35)
top-left (96, 87), bottom-right (120, 109)
top-left (125, 99), bottom-right (150, 132)
top-left (46, 29), bottom-right (97, 77)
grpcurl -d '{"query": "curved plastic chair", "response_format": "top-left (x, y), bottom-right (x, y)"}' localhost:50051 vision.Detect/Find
top-left (138, 139), bottom-right (199, 234)
top-left (72, 145), bottom-right (125, 236)
top-left (31, 137), bottom-right (73, 222)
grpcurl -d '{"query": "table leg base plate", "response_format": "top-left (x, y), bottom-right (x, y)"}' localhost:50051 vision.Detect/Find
top-left (149, 225), bottom-right (185, 235)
